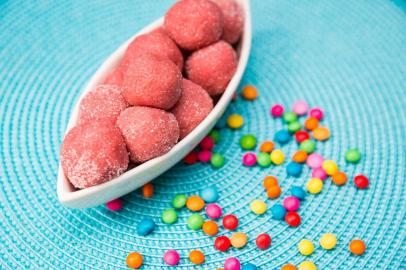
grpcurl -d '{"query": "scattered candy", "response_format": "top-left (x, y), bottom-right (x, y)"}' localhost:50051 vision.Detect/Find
top-left (271, 104), bottom-right (284, 117)
top-left (285, 211), bottom-right (301, 226)
top-left (332, 171), bottom-right (347, 186)
top-left (227, 114), bottom-right (244, 129)
top-left (281, 264), bottom-right (297, 270)
top-left (126, 252), bottom-right (143, 269)
top-left (211, 153), bottom-right (225, 168)
top-left (230, 232), bottom-right (248, 248)
top-left (300, 139), bottom-right (316, 154)
top-left (345, 148), bottom-right (361, 163)
top-left (206, 203), bottom-right (223, 219)
top-left (256, 233), bottom-right (271, 250)
top-left (106, 198), bottom-right (123, 211)
top-left (286, 162), bottom-right (303, 177)
top-left (224, 257), bottom-right (241, 270)
top-left (312, 126), bottom-right (330, 141)
top-left (271, 204), bottom-right (286, 220)
top-left (311, 167), bottom-right (328, 180)
top-left (320, 233), bottom-right (337, 250)
top-left (290, 186), bottom-right (306, 200)
top-left (304, 117), bottom-right (319, 131)
top-left (241, 85), bottom-right (258, 100)
top-left (263, 176), bottom-right (278, 189)
top-left (267, 185), bottom-right (282, 199)
top-left (306, 153), bottom-right (324, 169)
top-left (184, 151), bottom-right (199, 164)
top-left (240, 134), bottom-right (257, 150)
top-left (203, 220), bottom-right (219, 236)
top-left (292, 100), bottom-right (309, 116)
top-left (274, 130), bottom-right (291, 144)
top-left (322, 160), bottom-right (338, 176)
top-left (250, 199), bottom-right (267, 215)
top-left (188, 213), bottom-right (204, 230)
top-left (172, 194), bottom-right (187, 209)
top-left (142, 183), bottom-right (154, 198)
top-left (222, 214), bottom-right (239, 230)
top-left (137, 218), bottom-right (155, 236)
top-left (298, 239), bottom-right (314, 256)
top-left (189, 250), bottom-right (205, 265)
top-left (270, 149), bottom-right (285, 165)
top-left (257, 152), bottom-right (272, 167)
top-left (163, 250), bottom-right (180, 266)
top-left (242, 153), bottom-right (257, 166)
top-left (260, 141), bottom-right (275, 153)
top-left (292, 150), bottom-right (308, 163)
top-left (288, 121), bottom-right (302, 133)
top-left (309, 107), bottom-right (324, 120)
top-left (349, 239), bottom-right (366, 255)
top-left (306, 178), bottom-right (323, 194)
top-left (283, 112), bottom-right (298, 123)
top-left (298, 261), bottom-right (317, 270)
top-left (209, 129), bottom-right (221, 143)
top-left (200, 186), bottom-right (219, 203)
top-left (353, 174), bottom-right (369, 189)
top-left (198, 150), bottom-right (212, 163)
top-left (186, 195), bottom-right (205, 211)
top-left (215, 236), bottom-right (231, 252)
top-left (162, 209), bottom-right (178, 224)
top-left (283, 196), bottom-right (300, 212)
top-left (200, 136), bottom-right (215, 150)
top-left (242, 263), bottom-right (258, 270)
top-left (295, 130), bottom-right (310, 143)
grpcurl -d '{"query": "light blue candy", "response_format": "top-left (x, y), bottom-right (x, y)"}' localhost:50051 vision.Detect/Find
top-left (286, 162), bottom-right (303, 177)
top-left (290, 186), bottom-right (306, 200)
top-left (274, 130), bottom-right (291, 145)
top-left (242, 263), bottom-right (258, 270)
top-left (137, 218), bottom-right (155, 236)
top-left (271, 204), bottom-right (286, 220)
top-left (199, 186), bottom-right (219, 203)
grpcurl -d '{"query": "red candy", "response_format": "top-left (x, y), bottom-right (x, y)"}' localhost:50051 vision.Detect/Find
top-left (164, 0), bottom-right (223, 50)
top-left (214, 236), bottom-right (231, 252)
top-left (186, 40), bottom-right (238, 96)
top-left (183, 151), bottom-right (199, 164)
top-left (212, 0), bottom-right (244, 44)
top-left (256, 233), bottom-right (271, 250)
top-left (295, 130), bottom-right (310, 143)
top-left (309, 107), bottom-right (324, 120)
top-left (200, 136), bottom-right (215, 150)
top-left (198, 150), bottom-right (212, 163)
top-left (103, 67), bottom-right (124, 88)
top-left (285, 211), bottom-right (301, 227)
top-left (222, 214), bottom-right (238, 230)
top-left (354, 174), bottom-right (369, 189)
top-left (106, 198), bottom-right (123, 211)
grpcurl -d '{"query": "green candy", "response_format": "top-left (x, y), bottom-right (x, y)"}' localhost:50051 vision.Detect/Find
top-left (172, 194), bottom-right (187, 209)
top-left (257, 152), bottom-right (271, 167)
top-left (282, 112), bottom-right (298, 123)
top-left (211, 153), bottom-right (225, 168)
top-left (287, 121), bottom-right (301, 133)
top-left (209, 129), bottom-right (221, 144)
top-left (187, 213), bottom-right (204, 230)
top-left (300, 139), bottom-right (316, 153)
top-left (345, 149), bottom-right (361, 163)
top-left (240, 134), bottom-right (257, 150)
top-left (162, 209), bottom-right (178, 224)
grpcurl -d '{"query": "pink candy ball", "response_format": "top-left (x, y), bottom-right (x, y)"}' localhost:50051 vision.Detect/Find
top-left (198, 150), bottom-right (212, 162)
top-left (102, 67), bottom-right (124, 88)
top-left (200, 136), bottom-right (215, 151)
top-left (212, 0), bottom-right (244, 44)
top-left (242, 153), bottom-right (256, 166)
top-left (309, 107), bottom-right (324, 120)
top-left (106, 198), bottom-right (123, 211)
top-left (163, 250), bottom-right (180, 266)
top-left (271, 104), bottom-right (284, 117)
top-left (283, 196), bottom-right (300, 212)
top-left (306, 153), bottom-right (324, 168)
top-left (312, 167), bottom-right (328, 180)
top-left (206, 203), bottom-right (223, 219)
top-left (292, 100), bottom-right (309, 116)
top-left (224, 257), bottom-right (241, 270)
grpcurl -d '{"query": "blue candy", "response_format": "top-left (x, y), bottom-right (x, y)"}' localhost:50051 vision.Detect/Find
top-left (199, 186), bottom-right (219, 203)
top-left (137, 218), bottom-right (155, 236)
top-left (274, 130), bottom-right (291, 144)
top-left (290, 186), bottom-right (306, 200)
top-left (271, 204), bottom-right (286, 220)
top-left (242, 263), bottom-right (258, 270)
top-left (286, 162), bottom-right (303, 177)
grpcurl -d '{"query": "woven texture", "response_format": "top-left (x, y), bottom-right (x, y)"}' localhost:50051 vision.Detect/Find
top-left (1, 0), bottom-right (406, 269)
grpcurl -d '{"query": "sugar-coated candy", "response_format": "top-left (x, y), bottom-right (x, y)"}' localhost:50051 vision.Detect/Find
top-left (137, 218), bottom-right (155, 236)
top-left (186, 195), bottom-right (205, 211)
top-left (306, 153), bottom-right (324, 168)
top-left (312, 167), bottom-right (328, 180)
top-left (209, 129), bottom-right (221, 143)
top-left (353, 174), bottom-right (369, 189)
top-left (164, 0), bottom-right (223, 50)
top-left (198, 150), bottom-right (212, 163)
top-left (298, 239), bottom-right (314, 256)
top-left (287, 121), bottom-right (302, 133)
top-left (203, 220), bottom-right (219, 236)
top-left (60, 121), bottom-right (128, 189)
top-left (283, 196), bottom-right (300, 211)
top-left (227, 114), bottom-right (244, 129)
top-left (309, 107), bottom-right (324, 120)
top-left (292, 150), bottom-right (308, 163)
top-left (230, 232), bottom-right (248, 248)
top-left (240, 134), bottom-right (257, 150)
top-left (257, 152), bottom-right (272, 167)
top-left (206, 203), bottom-right (223, 219)
top-left (306, 178), bottom-right (323, 194)
top-left (213, 0), bottom-right (244, 44)
top-left (300, 139), bottom-right (316, 154)
top-left (271, 104), bottom-right (284, 117)
top-left (263, 176), bottom-right (278, 189)
top-left (142, 183), bottom-right (154, 198)
top-left (319, 233), bottom-right (337, 250)
top-left (270, 149), bottom-right (285, 165)
top-left (172, 194), bottom-right (187, 209)
top-left (189, 250), bottom-right (205, 265)
top-left (242, 263), bottom-right (257, 270)
top-left (106, 198), bottom-right (123, 211)
top-left (295, 130), bottom-right (310, 143)
top-left (292, 100), bottom-right (309, 116)
top-left (240, 85), bottom-right (258, 100)
top-left (162, 209), bottom-right (178, 224)
top-left (312, 126), bottom-right (330, 141)
top-left (321, 160), bottom-right (338, 176)
top-left (171, 79), bottom-right (213, 138)
top-left (281, 264), bottom-right (297, 270)
top-left (260, 141), bottom-right (275, 153)
top-left (184, 151), bottom-right (199, 164)
top-left (298, 261), bottom-right (317, 270)
top-left (163, 250), bottom-right (180, 266)
top-left (126, 252), bottom-right (143, 269)
top-left (224, 257), bottom-right (241, 270)
top-left (274, 130), bottom-right (291, 144)
top-left (103, 67), bottom-right (123, 88)
top-left (200, 186), bottom-right (219, 203)
top-left (290, 186), bottom-right (306, 200)
top-left (215, 235), bottom-right (231, 251)
top-left (117, 107), bottom-right (179, 163)
top-left (186, 41), bottom-right (237, 96)
top-left (345, 148), bottom-right (361, 163)
top-left (211, 153), bottom-right (225, 168)
top-left (332, 171), bottom-right (347, 186)
top-left (242, 153), bottom-right (257, 166)
top-left (256, 233), bottom-right (271, 250)
top-left (188, 213), bottom-right (204, 230)
top-left (286, 162), bottom-right (303, 177)
top-left (267, 185), bottom-right (282, 199)
top-left (222, 214), bottom-right (238, 230)
top-left (282, 112), bottom-right (298, 123)
top-left (271, 204), bottom-right (286, 220)
top-left (349, 239), bottom-right (366, 255)
top-left (304, 117), bottom-right (319, 131)
top-left (285, 211), bottom-right (301, 226)
top-left (250, 199), bottom-right (267, 215)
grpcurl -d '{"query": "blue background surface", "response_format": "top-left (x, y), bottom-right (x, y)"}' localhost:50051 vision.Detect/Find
top-left (1, 0), bottom-right (405, 269)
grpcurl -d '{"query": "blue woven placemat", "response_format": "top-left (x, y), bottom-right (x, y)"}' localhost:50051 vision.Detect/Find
top-left (1, 0), bottom-right (405, 269)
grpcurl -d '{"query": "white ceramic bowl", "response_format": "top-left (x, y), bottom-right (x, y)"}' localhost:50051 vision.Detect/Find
top-left (57, 0), bottom-right (252, 208)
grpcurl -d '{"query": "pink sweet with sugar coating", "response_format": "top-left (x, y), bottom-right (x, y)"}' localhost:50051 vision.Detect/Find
top-left (186, 40), bottom-right (237, 96)
top-left (122, 54), bottom-right (182, 110)
top-left (117, 107), bottom-right (180, 163)
top-left (164, 0), bottom-right (223, 50)
top-left (60, 121), bottom-right (129, 189)
top-left (171, 79), bottom-right (213, 138)
top-left (121, 28), bottom-right (183, 70)
top-left (78, 85), bottom-right (128, 125)
top-left (103, 67), bottom-right (124, 88)
top-left (212, 0), bottom-right (244, 44)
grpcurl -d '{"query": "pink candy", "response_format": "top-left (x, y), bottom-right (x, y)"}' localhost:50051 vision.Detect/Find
top-left (242, 153), bottom-right (256, 166)
top-left (212, 0), bottom-right (244, 44)
top-left (106, 198), bottom-right (123, 211)
top-left (306, 153), bottom-right (324, 168)
top-left (309, 107), bottom-right (324, 120)
top-left (206, 203), bottom-right (223, 219)
top-left (224, 257), bottom-right (241, 270)
top-left (283, 196), bottom-right (300, 211)
top-left (271, 104), bottom-right (284, 117)
top-left (198, 150), bottom-right (212, 162)
top-left (200, 136), bottom-right (215, 150)
top-left (163, 250), bottom-right (180, 266)
top-left (292, 100), bottom-right (309, 116)
top-left (312, 167), bottom-right (328, 180)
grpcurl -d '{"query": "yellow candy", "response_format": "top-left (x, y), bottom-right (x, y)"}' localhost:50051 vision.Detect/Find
top-left (322, 160), bottom-right (338, 176)
top-left (230, 232), bottom-right (248, 248)
top-left (319, 233), bottom-right (337, 250)
top-left (227, 114), bottom-right (244, 129)
top-left (250, 199), bottom-right (267, 215)
top-left (298, 261), bottom-right (317, 270)
top-left (306, 178), bottom-right (323, 194)
top-left (270, 149), bottom-right (285, 165)
top-left (298, 239), bottom-right (314, 256)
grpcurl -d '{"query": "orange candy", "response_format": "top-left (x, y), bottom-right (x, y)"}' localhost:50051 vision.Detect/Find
top-left (349, 239), bottom-right (366, 255)
top-left (313, 126), bottom-right (331, 141)
top-left (126, 252), bottom-right (143, 269)
top-left (142, 183), bottom-right (154, 198)
top-left (189, 250), bottom-right (205, 265)
top-left (260, 141), bottom-right (275, 153)
top-left (202, 220), bottom-right (219, 236)
top-left (292, 150), bottom-right (308, 163)
top-left (304, 117), bottom-right (319, 131)
top-left (281, 264), bottom-right (297, 270)
top-left (241, 85), bottom-right (258, 100)
top-left (263, 176), bottom-right (278, 189)
top-left (186, 195), bottom-right (205, 211)
top-left (267, 185), bottom-right (282, 199)
top-left (332, 171), bottom-right (347, 186)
